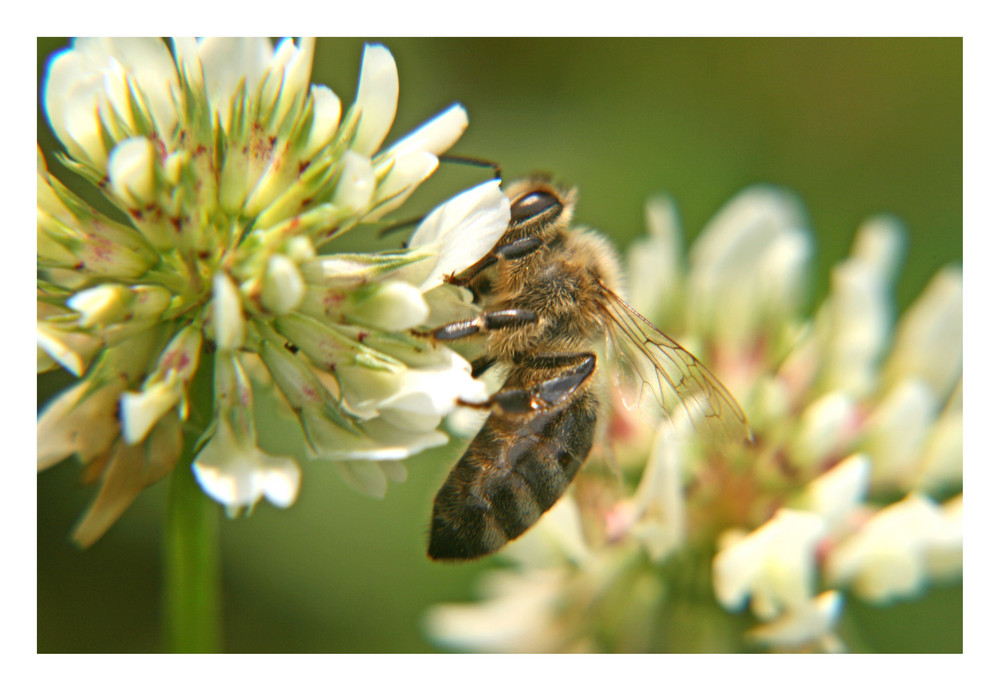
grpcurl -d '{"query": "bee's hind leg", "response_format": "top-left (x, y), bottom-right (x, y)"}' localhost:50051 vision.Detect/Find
top-left (459, 352), bottom-right (596, 414)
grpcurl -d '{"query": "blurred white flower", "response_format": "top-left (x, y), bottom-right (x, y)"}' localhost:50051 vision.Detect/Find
top-left (426, 186), bottom-right (961, 653)
top-left (38, 38), bottom-right (509, 544)
top-left (826, 493), bottom-right (963, 603)
top-left (746, 590), bottom-right (845, 652)
top-left (714, 509), bottom-right (826, 620)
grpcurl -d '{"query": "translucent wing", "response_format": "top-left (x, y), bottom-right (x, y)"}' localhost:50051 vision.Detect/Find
top-left (598, 284), bottom-right (751, 446)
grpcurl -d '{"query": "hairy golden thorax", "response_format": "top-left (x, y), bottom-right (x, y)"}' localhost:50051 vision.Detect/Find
top-left (462, 178), bottom-right (622, 361)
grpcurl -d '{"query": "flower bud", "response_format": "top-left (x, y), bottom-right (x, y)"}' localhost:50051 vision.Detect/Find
top-left (109, 137), bottom-right (157, 207)
top-left (68, 284), bottom-right (132, 328)
top-left (211, 273), bottom-right (246, 350)
top-left (261, 254), bottom-right (307, 315)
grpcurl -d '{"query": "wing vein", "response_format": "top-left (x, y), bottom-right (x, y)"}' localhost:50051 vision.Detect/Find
top-left (597, 281), bottom-right (750, 446)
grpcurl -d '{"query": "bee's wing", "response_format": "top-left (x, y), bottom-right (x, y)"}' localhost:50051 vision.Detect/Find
top-left (598, 285), bottom-right (751, 446)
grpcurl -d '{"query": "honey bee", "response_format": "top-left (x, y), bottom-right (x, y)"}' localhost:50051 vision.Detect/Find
top-left (426, 177), bottom-right (749, 560)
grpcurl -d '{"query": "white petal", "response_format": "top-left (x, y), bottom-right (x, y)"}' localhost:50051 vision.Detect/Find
top-left (59, 79), bottom-right (109, 171)
top-left (788, 391), bottom-right (856, 469)
top-left (747, 591), bottom-right (844, 649)
top-left (819, 258), bottom-right (892, 397)
top-left (67, 284), bottom-right (129, 328)
top-left (37, 347), bottom-right (56, 373)
top-left (351, 44), bottom-right (398, 156)
top-left (260, 459), bottom-right (301, 507)
top-left (627, 421), bottom-right (688, 561)
top-left (862, 378), bottom-right (937, 490)
top-left (925, 495), bottom-right (963, 581)
top-left (916, 410), bottom-right (962, 492)
top-left (92, 38), bottom-right (179, 135)
top-left (36, 322), bottom-right (100, 377)
top-left (43, 47), bottom-right (84, 148)
top-left (445, 405), bottom-right (490, 438)
top-left (826, 493), bottom-right (944, 603)
top-left (37, 379), bottom-right (123, 470)
top-left (377, 349), bottom-right (488, 429)
top-left (384, 103), bottom-right (468, 158)
top-left (335, 363), bottom-right (408, 421)
top-left (407, 180), bottom-right (510, 292)
top-left (884, 266), bottom-right (962, 400)
top-left (380, 460), bottom-right (408, 484)
top-left (360, 418), bottom-right (448, 459)
top-left (625, 194), bottom-right (683, 320)
top-left (421, 283), bottom-right (480, 329)
top-left (500, 497), bottom-right (591, 568)
top-left (756, 227), bottom-right (813, 323)
top-left (119, 327), bottom-right (201, 444)
top-left (305, 411), bottom-right (448, 462)
top-left (155, 325), bottom-right (203, 382)
top-left (44, 49), bottom-right (105, 168)
top-left (197, 37), bottom-right (274, 130)
top-left (850, 215), bottom-right (907, 284)
top-left (193, 421), bottom-right (301, 512)
top-left (802, 453), bottom-right (871, 529)
top-left (713, 509), bottom-right (825, 619)
top-left (425, 570), bottom-right (565, 653)
top-left (343, 280), bottom-right (430, 331)
top-left (120, 380), bottom-right (180, 445)
top-left (333, 151), bottom-right (376, 213)
top-left (369, 151), bottom-right (439, 218)
top-left (286, 236), bottom-right (316, 263)
top-left (46, 39), bottom-right (179, 156)
top-left (303, 85), bottom-right (342, 159)
top-left (268, 38), bottom-right (315, 124)
top-left (691, 186), bottom-right (805, 272)
top-left (332, 460), bottom-right (389, 498)
top-left (170, 37), bottom-right (202, 87)
top-left (687, 185), bottom-right (807, 344)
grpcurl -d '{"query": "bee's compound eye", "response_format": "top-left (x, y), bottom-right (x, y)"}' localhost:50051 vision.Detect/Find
top-left (510, 190), bottom-right (562, 223)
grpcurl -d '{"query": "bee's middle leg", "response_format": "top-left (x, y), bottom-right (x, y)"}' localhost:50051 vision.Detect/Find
top-left (431, 308), bottom-right (538, 341)
top-left (469, 355), bottom-right (497, 378)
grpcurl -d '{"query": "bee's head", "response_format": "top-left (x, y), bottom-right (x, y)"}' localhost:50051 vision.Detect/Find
top-left (503, 176), bottom-right (577, 240)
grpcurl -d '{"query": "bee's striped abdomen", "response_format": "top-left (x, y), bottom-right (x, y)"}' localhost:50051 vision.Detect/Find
top-left (428, 383), bottom-right (597, 561)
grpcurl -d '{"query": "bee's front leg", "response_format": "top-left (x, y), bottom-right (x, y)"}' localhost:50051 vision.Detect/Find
top-left (446, 236), bottom-right (545, 288)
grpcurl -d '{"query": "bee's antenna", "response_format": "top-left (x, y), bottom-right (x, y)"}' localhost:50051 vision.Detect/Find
top-left (439, 154), bottom-right (502, 180)
top-left (376, 215), bottom-right (423, 240)
top-left (376, 156), bottom-right (503, 241)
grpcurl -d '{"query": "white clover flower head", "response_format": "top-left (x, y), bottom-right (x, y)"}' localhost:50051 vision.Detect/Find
top-left (426, 186), bottom-right (961, 653)
top-left (37, 38), bottom-right (510, 545)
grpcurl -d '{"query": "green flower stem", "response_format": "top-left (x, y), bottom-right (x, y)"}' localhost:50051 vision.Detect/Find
top-left (164, 360), bottom-right (222, 653)
top-left (164, 461), bottom-right (222, 653)
top-left (164, 460), bottom-right (222, 652)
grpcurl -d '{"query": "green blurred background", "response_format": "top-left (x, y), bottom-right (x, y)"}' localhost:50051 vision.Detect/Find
top-left (37, 37), bottom-right (962, 652)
